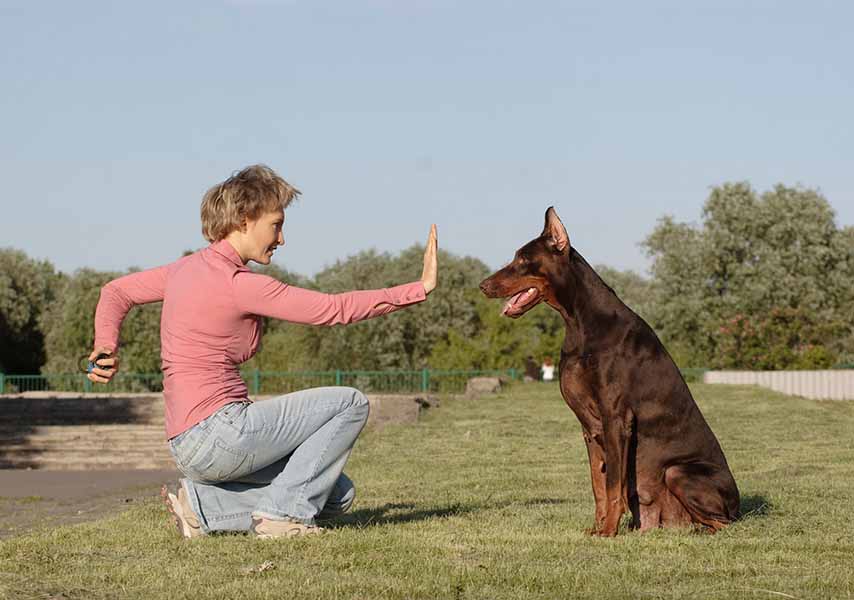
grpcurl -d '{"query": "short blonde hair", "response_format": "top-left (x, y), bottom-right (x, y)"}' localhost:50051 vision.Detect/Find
top-left (200, 165), bottom-right (301, 242)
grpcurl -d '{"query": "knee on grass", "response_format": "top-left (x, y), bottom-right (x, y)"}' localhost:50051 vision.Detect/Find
top-left (317, 473), bottom-right (356, 520)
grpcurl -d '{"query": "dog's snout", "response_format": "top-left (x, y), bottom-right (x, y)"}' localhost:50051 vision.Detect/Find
top-left (479, 278), bottom-right (493, 296)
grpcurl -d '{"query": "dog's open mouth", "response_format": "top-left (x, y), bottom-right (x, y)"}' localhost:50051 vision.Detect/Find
top-left (501, 287), bottom-right (542, 318)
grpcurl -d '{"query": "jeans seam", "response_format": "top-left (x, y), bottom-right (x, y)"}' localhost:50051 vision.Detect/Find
top-left (251, 508), bottom-right (313, 525)
top-left (208, 511), bottom-right (252, 523)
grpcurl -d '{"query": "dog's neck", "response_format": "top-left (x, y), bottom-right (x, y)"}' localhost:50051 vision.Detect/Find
top-left (550, 248), bottom-right (631, 360)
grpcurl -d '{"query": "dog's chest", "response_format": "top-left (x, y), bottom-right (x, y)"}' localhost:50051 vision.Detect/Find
top-left (559, 364), bottom-right (602, 431)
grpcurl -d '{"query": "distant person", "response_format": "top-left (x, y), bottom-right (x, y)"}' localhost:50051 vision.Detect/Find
top-left (86, 165), bottom-right (439, 539)
top-left (541, 357), bottom-right (555, 382)
top-left (524, 355), bottom-right (540, 382)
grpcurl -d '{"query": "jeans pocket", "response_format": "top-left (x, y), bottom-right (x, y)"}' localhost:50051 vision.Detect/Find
top-left (169, 425), bottom-right (208, 473)
top-left (188, 435), bottom-right (255, 483)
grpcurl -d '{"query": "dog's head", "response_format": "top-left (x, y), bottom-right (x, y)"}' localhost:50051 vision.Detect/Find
top-left (479, 207), bottom-right (570, 318)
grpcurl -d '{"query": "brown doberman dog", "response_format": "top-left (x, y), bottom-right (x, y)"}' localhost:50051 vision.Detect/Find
top-left (480, 207), bottom-right (740, 536)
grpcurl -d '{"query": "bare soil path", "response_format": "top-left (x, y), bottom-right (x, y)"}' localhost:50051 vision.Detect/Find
top-left (0, 469), bottom-right (178, 539)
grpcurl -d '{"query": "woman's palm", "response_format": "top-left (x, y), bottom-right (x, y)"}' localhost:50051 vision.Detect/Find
top-left (421, 224), bottom-right (438, 294)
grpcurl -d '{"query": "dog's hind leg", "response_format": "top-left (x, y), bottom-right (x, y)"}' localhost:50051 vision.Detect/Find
top-left (664, 463), bottom-right (740, 532)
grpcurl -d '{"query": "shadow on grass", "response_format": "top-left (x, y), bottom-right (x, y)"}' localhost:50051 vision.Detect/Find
top-left (330, 496), bottom-right (570, 529)
top-left (332, 502), bottom-right (475, 528)
top-left (739, 493), bottom-right (772, 519)
top-left (521, 497), bottom-right (569, 507)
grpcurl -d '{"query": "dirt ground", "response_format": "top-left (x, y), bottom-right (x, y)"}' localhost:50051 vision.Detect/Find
top-left (0, 469), bottom-right (178, 539)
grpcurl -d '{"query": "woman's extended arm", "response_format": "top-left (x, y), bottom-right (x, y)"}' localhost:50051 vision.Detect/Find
top-left (235, 224), bottom-right (438, 324)
top-left (88, 264), bottom-right (170, 383)
top-left (234, 277), bottom-right (426, 325)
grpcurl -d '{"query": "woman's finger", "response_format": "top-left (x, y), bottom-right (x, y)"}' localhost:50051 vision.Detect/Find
top-left (87, 371), bottom-right (110, 384)
top-left (91, 366), bottom-right (114, 378)
top-left (96, 356), bottom-right (119, 369)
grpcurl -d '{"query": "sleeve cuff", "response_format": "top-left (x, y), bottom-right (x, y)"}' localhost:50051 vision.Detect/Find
top-left (388, 281), bottom-right (427, 306)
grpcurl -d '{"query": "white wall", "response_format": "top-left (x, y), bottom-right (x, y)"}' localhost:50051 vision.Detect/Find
top-left (703, 370), bottom-right (854, 400)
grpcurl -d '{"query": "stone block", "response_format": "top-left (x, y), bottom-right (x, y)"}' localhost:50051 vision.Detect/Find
top-left (465, 377), bottom-right (502, 398)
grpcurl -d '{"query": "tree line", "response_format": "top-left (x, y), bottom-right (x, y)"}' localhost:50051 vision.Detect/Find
top-left (2, 182), bottom-right (852, 376)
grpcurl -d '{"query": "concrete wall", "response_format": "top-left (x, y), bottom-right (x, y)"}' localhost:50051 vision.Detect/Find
top-left (703, 370), bottom-right (854, 400)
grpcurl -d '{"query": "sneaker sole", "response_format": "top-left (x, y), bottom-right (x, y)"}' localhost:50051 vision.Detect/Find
top-left (161, 484), bottom-right (195, 539)
top-left (251, 518), bottom-right (325, 539)
top-left (254, 529), bottom-right (324, 539)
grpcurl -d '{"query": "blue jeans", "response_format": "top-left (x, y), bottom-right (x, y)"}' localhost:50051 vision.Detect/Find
top-left (168, 386), bottom-right (370, 533)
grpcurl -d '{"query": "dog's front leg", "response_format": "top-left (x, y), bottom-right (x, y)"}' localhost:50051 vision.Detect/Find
top-left (596, 411), bottom-right (634, 537)
top-left (582, 430), bottom-right (607, 533)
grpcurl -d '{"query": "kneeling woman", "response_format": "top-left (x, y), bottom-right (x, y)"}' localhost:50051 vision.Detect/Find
top-left (87, 165), bottom-right (438, 539)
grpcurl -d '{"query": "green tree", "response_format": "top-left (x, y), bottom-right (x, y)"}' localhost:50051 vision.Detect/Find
top-left (428, 293), bottom-right (562, 371)
top-left (643, 216), bottom-right (713, 366)
top-left (712, 308), bottom-right (842, 370)
top-left (594, 265), bottom-right (655, 324)
top-left (830, 226), bottom-right (854, 363)
top-left (644, 182), bottom-right (853, 369)
top-left (296, 245), bottom-right (491, 370)
top-left (0, 249), bottom-right (61, 373)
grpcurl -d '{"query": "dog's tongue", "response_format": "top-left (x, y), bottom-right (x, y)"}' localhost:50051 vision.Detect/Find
top-left (502, 287), bottom-right (537, 316)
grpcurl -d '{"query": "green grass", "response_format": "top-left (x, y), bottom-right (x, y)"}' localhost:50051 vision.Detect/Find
top-left (2, 383), bottom-right (853, 599)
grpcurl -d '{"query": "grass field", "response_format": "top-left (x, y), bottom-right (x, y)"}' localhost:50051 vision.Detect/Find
top-left (1, 383), bottom-right (853, 599)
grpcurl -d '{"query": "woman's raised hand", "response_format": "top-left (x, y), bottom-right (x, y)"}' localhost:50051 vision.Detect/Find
top-left (421, 224), bottom-right (438, 295)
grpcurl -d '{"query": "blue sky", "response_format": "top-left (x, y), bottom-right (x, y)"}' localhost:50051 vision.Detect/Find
top-left (2, 1), bottom-right (852, 279)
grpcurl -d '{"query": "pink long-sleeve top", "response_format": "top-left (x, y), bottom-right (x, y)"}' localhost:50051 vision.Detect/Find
top-left (94, 239), bottom-right (426, 439)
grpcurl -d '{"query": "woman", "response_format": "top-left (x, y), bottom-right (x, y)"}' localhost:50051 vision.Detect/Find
top-left (87, 165), bottom-right (438, 539)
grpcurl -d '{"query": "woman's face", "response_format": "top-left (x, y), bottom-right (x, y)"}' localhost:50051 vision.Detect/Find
top-left (243, 208), bottom-right (285, 265)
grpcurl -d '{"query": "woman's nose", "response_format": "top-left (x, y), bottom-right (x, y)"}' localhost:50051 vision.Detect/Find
top-left (278, 231), bottom-right (284, 246)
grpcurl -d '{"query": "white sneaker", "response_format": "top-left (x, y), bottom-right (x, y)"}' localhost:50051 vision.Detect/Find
top-left (250, 517), bottom-right (324, 539)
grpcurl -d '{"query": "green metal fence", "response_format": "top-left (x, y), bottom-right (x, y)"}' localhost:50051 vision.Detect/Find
top-left (0, 373), bottom-right (164, 394)
top-left (0, 369), bottom-right (519, 395)
top-left (5, 366), bottom-right (845, 395)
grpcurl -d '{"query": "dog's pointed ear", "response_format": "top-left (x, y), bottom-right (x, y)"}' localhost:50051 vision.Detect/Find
top-left (541, 206), bottom-right (569, 253)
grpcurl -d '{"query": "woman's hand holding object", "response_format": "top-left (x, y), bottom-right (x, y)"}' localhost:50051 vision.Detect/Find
top-left (86, 347), bottom-right (120, 384)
